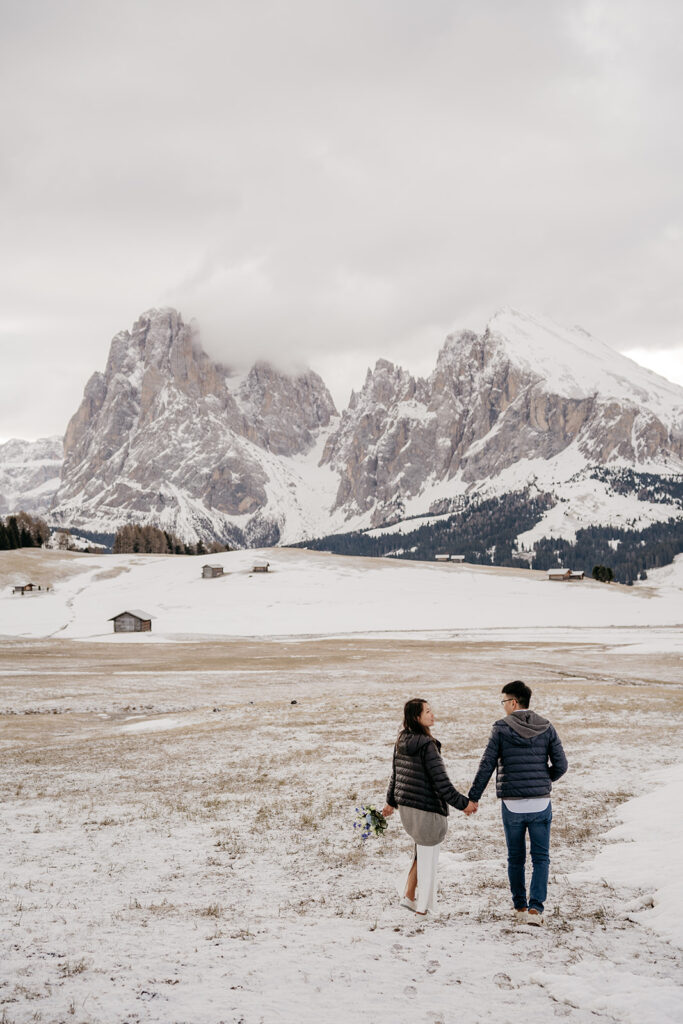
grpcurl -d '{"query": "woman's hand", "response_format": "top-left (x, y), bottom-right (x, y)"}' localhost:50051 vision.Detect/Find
top-left (463, 800), bottom-right (478, 815)
top-left (381, 804), bottom-right (395, 818)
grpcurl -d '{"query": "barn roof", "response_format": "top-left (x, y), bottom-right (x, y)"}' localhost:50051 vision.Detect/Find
top-left (108, 609), bottom-right (155, 621)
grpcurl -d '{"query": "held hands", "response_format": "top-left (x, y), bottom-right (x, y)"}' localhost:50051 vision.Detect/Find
top-left (382, 802), bottom-right (476, 817)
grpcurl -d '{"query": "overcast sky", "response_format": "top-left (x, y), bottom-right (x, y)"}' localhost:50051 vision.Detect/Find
top-left (2, 0), bottom-right (682, 441)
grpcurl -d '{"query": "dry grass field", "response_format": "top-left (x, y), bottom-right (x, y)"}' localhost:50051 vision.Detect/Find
top-left (1, 631), bottom-right (682, 1023)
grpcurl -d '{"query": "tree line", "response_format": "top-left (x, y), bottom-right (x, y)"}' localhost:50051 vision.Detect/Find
top-left (112, 523), bottom-right (228, 555)
top-left (0, 512), bottom-right (50, 550)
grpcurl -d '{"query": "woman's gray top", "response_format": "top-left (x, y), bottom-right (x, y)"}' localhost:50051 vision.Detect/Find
top-left (398, 804), bottom-right (448, 847)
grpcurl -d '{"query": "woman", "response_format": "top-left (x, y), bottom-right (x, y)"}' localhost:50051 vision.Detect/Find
top-left (383, 698), bottom-right (476, 917)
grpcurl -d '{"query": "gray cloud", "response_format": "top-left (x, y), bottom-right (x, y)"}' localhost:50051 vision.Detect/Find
top-left (1, 0), bottom-right (682, 438)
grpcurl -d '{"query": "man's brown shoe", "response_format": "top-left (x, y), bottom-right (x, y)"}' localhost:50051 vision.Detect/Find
top-left (527, 909), bottom-right (544, 926)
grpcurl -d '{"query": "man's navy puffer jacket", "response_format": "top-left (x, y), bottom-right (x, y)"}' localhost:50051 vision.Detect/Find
top-left (386, 731), bottom-right (469, 817)
top-left (468, 710), bottom-right (568, 802)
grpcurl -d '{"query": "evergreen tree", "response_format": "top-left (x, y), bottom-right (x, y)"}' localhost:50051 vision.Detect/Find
top-left (6, 516), bottom-right (20, 548)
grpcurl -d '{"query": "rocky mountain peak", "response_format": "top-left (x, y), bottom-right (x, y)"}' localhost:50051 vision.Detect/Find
top-left (52, 309), bottom-right (339, 545)
top-left (234, 360), bottom-right (337, 456)
top-left (321, 308), bottom-right (683, 523)
top-left (483, 308), bottom-right (683, 424)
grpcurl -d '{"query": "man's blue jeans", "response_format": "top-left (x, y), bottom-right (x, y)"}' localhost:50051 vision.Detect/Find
top-left (501, 802), bottom-right (552, 913)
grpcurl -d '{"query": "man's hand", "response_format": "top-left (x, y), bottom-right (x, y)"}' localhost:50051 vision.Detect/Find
top-left (463, 800), bottom-right (478, 816)
top-left (381, 804), bottom-right (395, 818)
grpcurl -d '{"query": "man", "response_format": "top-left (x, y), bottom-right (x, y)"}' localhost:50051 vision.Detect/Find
top-left (468, 680), bottom-right (568, 925)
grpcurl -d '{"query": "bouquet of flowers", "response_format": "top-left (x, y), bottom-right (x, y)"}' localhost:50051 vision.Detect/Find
top-left (353, 804), bottom-right (388, 841)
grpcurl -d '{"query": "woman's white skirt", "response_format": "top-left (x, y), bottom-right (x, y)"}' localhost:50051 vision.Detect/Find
top-left (398, 805), bottom-right (448, 914)
top-left (415, 842), bottom-right (441, 913)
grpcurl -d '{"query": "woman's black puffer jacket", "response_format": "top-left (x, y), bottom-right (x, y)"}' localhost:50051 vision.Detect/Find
top-left (386, 731), bottom-right (469, 817)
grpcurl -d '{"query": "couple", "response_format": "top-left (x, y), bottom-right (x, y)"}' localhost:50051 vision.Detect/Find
top-left (382, 681), bottom-right (568, 924)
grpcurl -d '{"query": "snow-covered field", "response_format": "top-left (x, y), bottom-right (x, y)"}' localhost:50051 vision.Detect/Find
top-left (1, 547), bottom-right (682, 644)
top-left (1, 550), bottom-right (682, 1023)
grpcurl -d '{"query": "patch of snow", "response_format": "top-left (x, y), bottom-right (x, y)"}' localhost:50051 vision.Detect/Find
top-left (119, 716), bottom-right (183, 733)
top-left (633, 553), bottom-right (683, 601)
top-left (365, 512), bottom-right (455, 537)
top-left (575, 763), bottom-right (683, 948)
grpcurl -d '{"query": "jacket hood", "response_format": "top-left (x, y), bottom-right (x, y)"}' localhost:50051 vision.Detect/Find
top-left (398, 731), bottom-right (439, 756)
top-left (502, 710), bottom-right (550, 740)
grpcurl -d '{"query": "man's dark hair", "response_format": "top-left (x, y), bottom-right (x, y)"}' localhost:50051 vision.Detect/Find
top-left (502, 680), bottom-right (532, 708)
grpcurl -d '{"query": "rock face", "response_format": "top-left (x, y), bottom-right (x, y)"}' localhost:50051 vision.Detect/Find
top-left (0, 437), bottom-right (63, 516)
top-left (322, 309), bottom-right (683, 526)
top-left (53, 309), bottom-right (337, 544)
top-left (36, 305), bottom-right (683, 544)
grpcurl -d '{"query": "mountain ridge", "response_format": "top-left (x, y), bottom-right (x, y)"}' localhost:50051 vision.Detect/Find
top-left (4, 306), bottom-right (683, 550)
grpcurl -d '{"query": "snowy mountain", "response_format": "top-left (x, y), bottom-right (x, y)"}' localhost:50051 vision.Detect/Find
top-left (322, 308), bottom-right (683, 537)
top-left (0, 436), bottom-right (63, 516)
top-left (7, 306), bottom-right (683, 548)
top-left (51, 309), bottom-right (338, 546)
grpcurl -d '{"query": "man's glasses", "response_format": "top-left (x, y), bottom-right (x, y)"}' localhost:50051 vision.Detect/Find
top-left (500, 697), bottom-right (516, 706)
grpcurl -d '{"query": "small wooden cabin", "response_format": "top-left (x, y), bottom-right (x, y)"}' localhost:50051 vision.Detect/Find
top-left (548, 569), bottom-right (585, 582)
top-left (202, 564), bottom-right (224, 579)
top-left (434, 554), bottom-right (465, 563)
top-left (253, 559), bottom-right (270, 573)
top-left (13, 582), bottom-right (39, 595)
top-left (109, 610), bottom-right (153, 633)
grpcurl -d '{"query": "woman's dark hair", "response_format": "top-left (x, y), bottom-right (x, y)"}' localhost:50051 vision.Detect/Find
top-left (501, 680), bottom-right (532, 709)
top-left (401, 697), bottom-right (432, 736)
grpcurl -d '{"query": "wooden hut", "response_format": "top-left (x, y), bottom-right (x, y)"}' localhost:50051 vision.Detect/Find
top-left (109, 610), bottom-right (153, 633)
top-left (547, 569), bottom-right (584, 582)
top-left (202, 564), bottom-right (224, 579)
top-left (252, 559), bottom-right (270, 573)
top-left (12, 582), bottom-right (39, 595)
